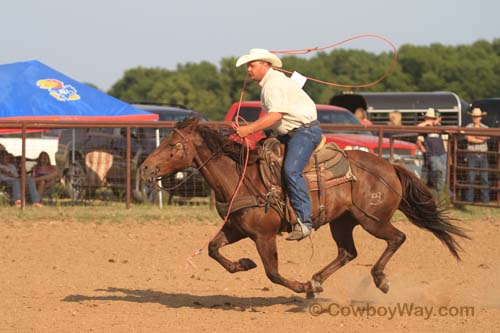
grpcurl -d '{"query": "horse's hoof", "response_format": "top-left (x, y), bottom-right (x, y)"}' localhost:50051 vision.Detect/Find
top-left (306, 291), bottom-right (316, 299)
top-left (238, 258), bottom-right (257, 271)
top-left (304, 279), bottom-right (322, 299)
top-left (310, 279), bottom-right (324, 293)
top-left (378, 278), bottom-right (390, 294)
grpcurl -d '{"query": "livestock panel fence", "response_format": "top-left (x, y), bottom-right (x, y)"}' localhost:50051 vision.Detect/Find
top-left (0, 120), bottom-right (498, 209)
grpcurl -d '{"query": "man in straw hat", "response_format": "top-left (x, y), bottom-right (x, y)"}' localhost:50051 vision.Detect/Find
top-left (235, 48), bottom-right (322, 241)
top-left (416, 108), bottom-right (447, 198)
top-left (465, 107), bottom-right (490, 203)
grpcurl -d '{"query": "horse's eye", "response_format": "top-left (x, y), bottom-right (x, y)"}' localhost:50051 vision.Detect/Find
top-left (167, 142), bottom-right (182, 149)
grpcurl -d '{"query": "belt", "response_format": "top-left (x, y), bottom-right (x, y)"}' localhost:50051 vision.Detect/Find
top-left (294, 120), bottom-right (320, 130)
top-left (287, 120), bottom-right (320, 134)
top-left (277, 121), bottom-right (320, 140)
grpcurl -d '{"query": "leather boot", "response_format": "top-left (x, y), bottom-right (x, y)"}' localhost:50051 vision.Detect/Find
top-left (286, 218), bottom-right (312, 241)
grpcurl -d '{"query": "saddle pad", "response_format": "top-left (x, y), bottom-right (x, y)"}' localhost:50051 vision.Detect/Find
top-left (303, 142), bottom-right (345, 172)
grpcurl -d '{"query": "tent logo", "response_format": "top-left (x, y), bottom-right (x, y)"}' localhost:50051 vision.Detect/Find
top-left (37, 79), bottom-right (80, 102)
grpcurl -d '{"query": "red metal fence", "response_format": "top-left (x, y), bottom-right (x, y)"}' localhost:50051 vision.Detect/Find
top-left (0, 120), bottom-right (498, 209)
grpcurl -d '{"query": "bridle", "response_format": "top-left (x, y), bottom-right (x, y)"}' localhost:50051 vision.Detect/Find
top-left (151, 128), bottom-right (219, 192)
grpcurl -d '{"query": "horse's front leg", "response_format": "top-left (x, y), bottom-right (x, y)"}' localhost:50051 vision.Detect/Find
top-left (208, 224), bottom-right (257, 273)
top-left (255, 235), bottom-right (314, 295)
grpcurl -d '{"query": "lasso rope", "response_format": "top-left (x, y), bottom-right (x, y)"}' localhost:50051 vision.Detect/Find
top-left (188, 74), bottom-right (251, 264)
top-left (271, 34), bottom-right (398, 88)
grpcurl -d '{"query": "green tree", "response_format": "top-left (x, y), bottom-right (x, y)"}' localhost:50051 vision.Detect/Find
top-left (108, 67), bottom-right (172, 103)
top-left (109, 39), bottom-right (500, 120)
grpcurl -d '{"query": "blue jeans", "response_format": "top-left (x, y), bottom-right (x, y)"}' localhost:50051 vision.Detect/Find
top-left (3, 178), bottom-right (21, 203)
top-left (428, 154), bottom-right (447, 194)
top-left (2, 176), bottom-right (40, 204)
top-left (466, 153), bottom-right (489, 203)
top-left (281, 125), bottom-right (322, 227)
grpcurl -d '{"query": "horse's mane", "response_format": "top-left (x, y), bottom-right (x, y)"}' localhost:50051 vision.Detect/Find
top-left (176, 117), bottom-right (256, 162)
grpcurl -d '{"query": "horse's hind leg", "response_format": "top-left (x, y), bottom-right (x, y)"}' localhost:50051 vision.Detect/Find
top-left (310, 218), bottom-right (358, 291)
top-left (208, 224), bottom-right (257, 273)
top-left (356, 214), bottom-right (406, 293)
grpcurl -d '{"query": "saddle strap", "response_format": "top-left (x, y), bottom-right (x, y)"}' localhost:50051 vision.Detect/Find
top-left (315, 154), bottom-right (326, 225)
top-left (215, 196), bottom-right (262, 218)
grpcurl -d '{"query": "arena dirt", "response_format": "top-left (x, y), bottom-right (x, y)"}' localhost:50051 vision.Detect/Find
top-left (0, 216), bottom-right (499, 332)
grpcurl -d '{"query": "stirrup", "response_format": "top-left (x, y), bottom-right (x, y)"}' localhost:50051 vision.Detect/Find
top-left (286, 219), bottom-right (312, 241)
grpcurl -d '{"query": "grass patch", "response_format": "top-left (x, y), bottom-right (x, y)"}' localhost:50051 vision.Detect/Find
top-left (446, 204), bottom-right (500, 221)
top-left (0, 199), bottom-right (220, 224)
top-left (1, 197), bottom-right (498, 225)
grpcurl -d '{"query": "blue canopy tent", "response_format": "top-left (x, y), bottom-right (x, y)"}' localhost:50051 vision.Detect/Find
top-left (0, 60), bottom-right (160, 206)
top-left (0, 59), bottom-right (158, 124)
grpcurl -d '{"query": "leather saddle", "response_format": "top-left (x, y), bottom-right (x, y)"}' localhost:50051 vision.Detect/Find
top-left (258, 135), bottom-right (355, 226)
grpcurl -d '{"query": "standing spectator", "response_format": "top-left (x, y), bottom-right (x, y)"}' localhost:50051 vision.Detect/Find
top-left (0, 150), bottom-right (42, 207)
top-left (384, 110), bottom-right (402, 138)
top-left (388, 110), bottom-right (402, 126)
top-left (32, 151), bottom-right (60, 200)
top-left (416, 108), bottom-right (447, 198)
top-left (465, 108), bottom-right (489, 203)
top-left (354, 107), bottom-right (373, 126)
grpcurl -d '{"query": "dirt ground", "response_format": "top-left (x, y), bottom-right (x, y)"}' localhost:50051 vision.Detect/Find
top-left (0, 214), bottom-right (499, 332)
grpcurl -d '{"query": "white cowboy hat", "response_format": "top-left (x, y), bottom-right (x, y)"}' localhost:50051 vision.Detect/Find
top-left (423, 108), bottom-right (438, 119)
top-left (236, 48), bottom-right (282, 68)
top-left (468, 107), bottom-right (487, 117)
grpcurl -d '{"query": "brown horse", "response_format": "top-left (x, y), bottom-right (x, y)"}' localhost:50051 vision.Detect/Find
top-left (140, 117), bottom-right (468, 297)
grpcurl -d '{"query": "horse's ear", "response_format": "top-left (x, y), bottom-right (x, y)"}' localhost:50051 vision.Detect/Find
top-left (190, 115), bottom-right (200, 128)
top-left (185, 116), bottom-right (200, 132)
top-left (175, 115), bottom-right (200, 131)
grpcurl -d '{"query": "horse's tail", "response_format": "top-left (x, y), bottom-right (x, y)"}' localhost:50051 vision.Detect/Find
top-left (393, 164), bottom-right (470, 260)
